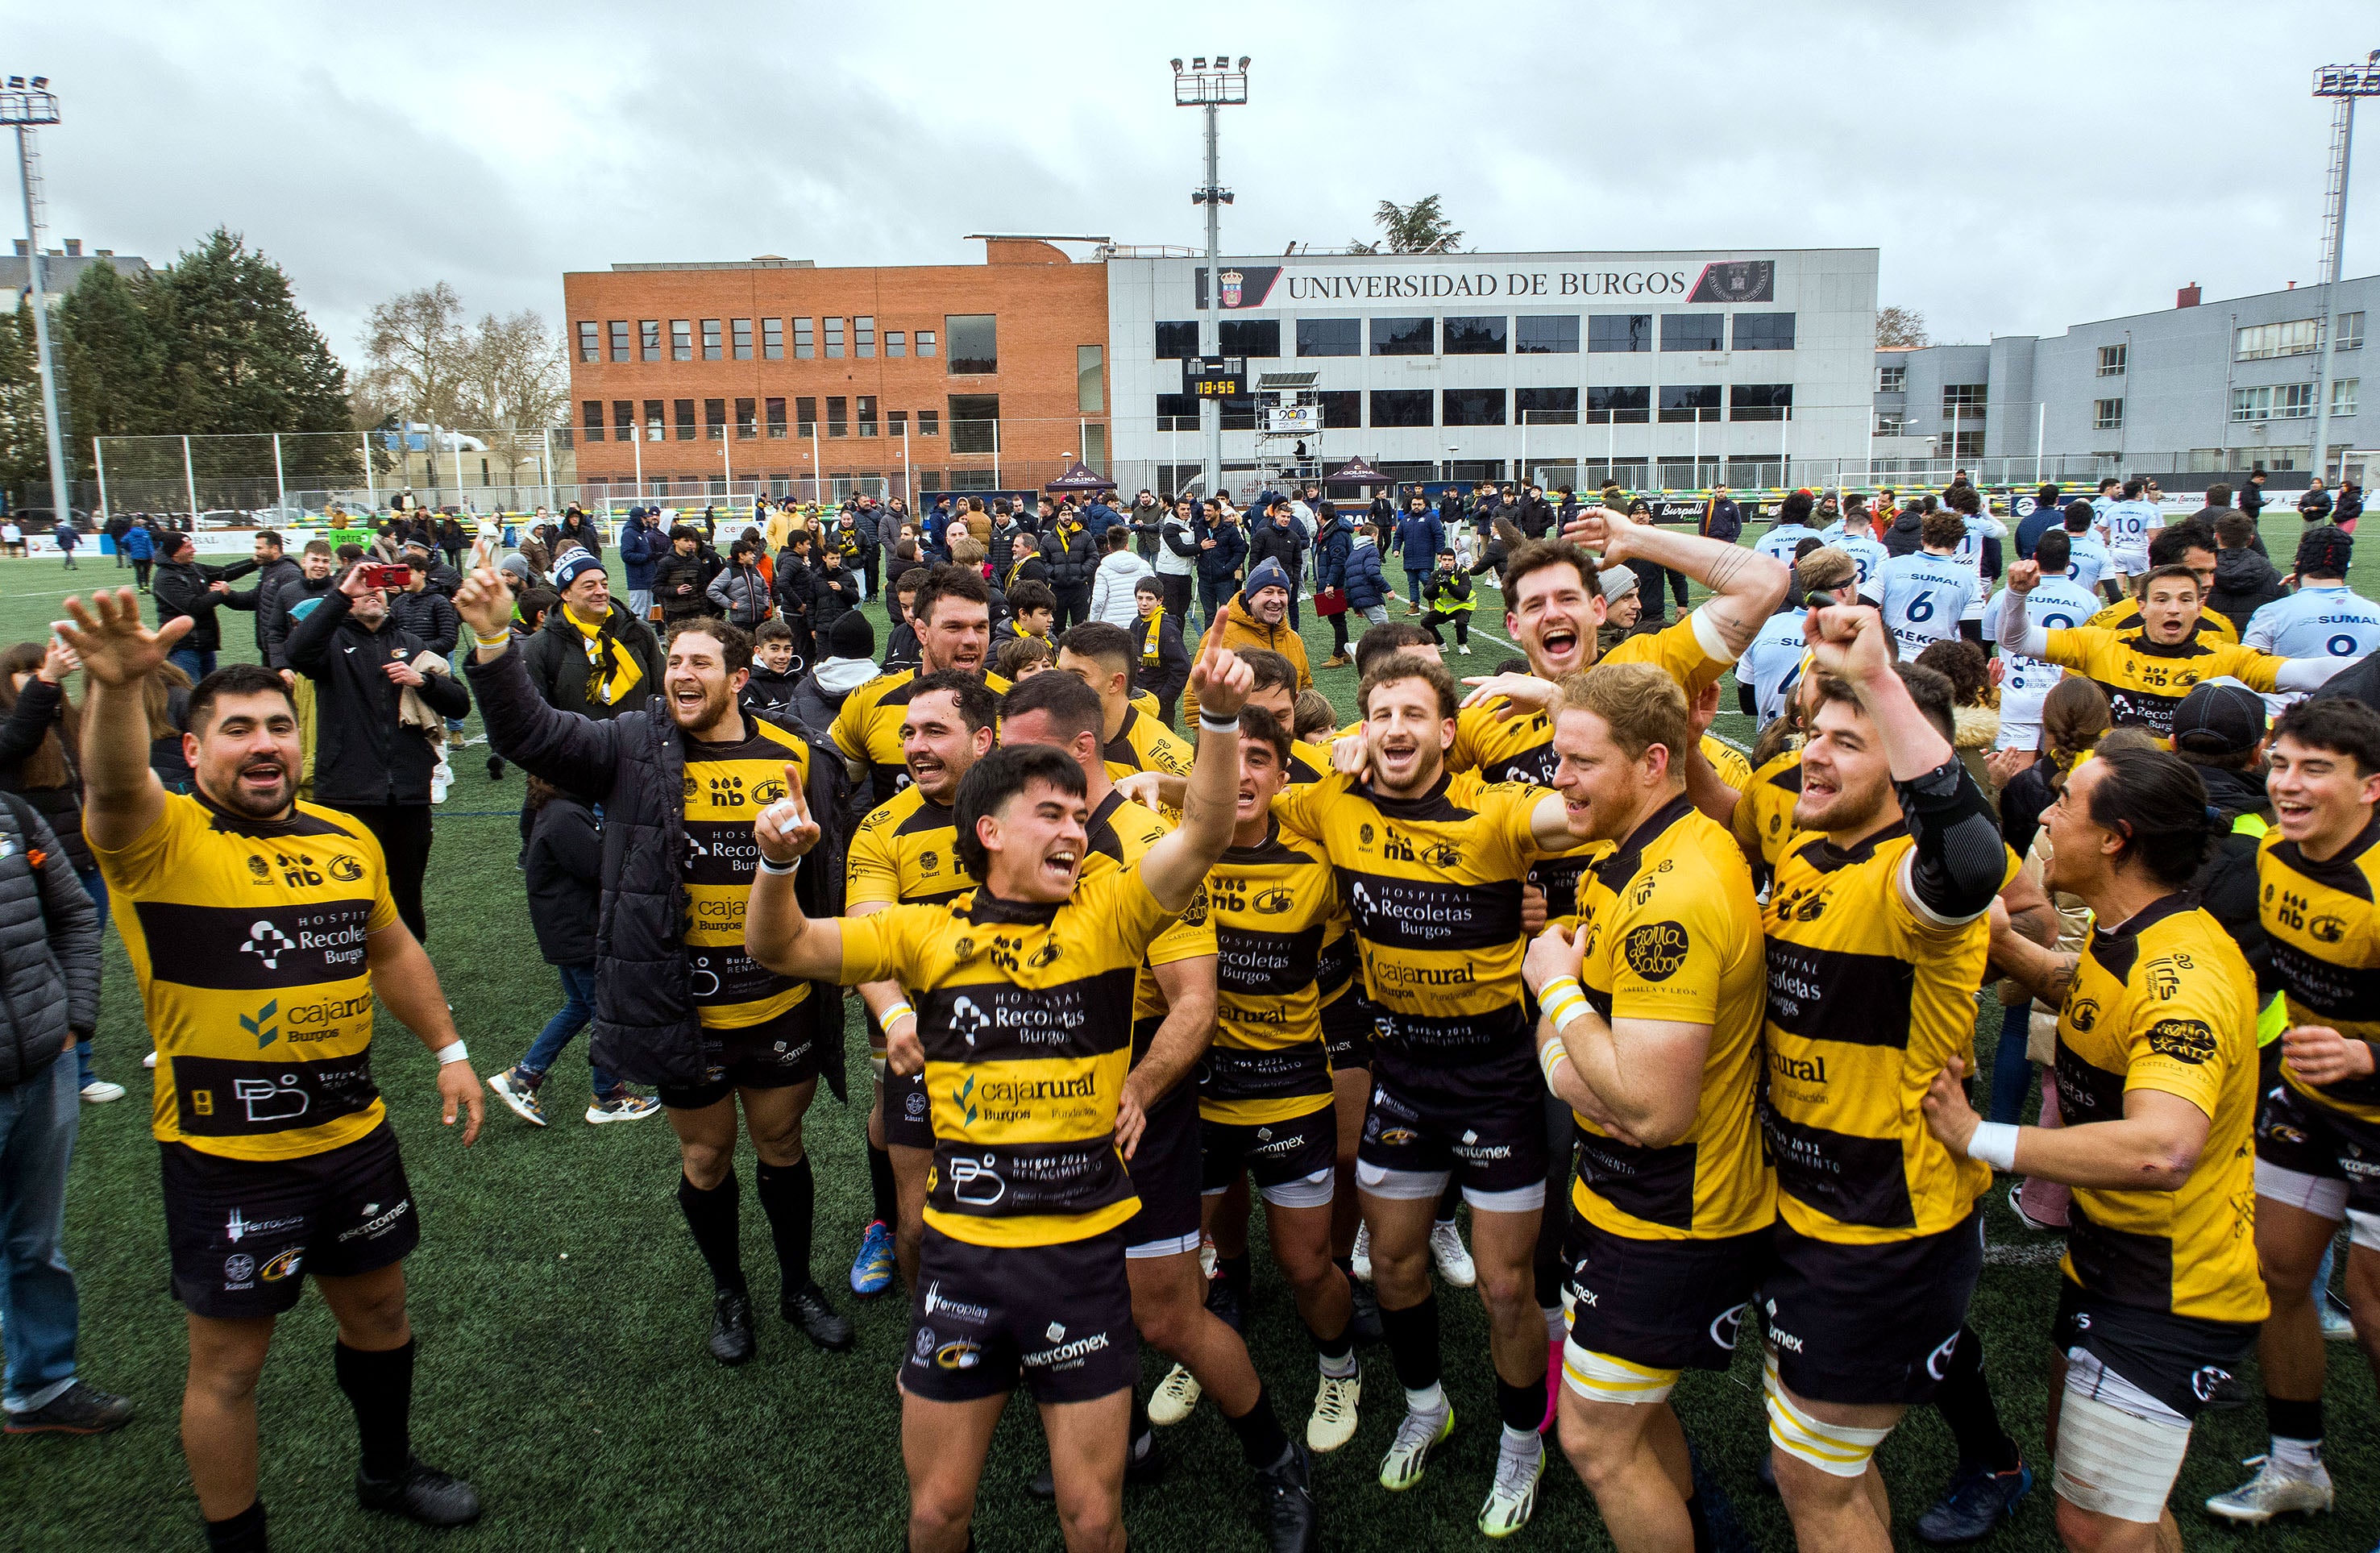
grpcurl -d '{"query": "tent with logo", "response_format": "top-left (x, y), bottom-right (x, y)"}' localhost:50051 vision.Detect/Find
top-left (1044, 460), bottom-right (1117, 493)
top-left (1322, 455), bottom-right (1389, 488)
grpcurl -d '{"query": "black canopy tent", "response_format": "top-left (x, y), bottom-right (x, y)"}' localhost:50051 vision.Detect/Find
top-left (1044, 460), bottom-right (1118, 493)
top-left (1322, 455), bottom-right (1387, 488)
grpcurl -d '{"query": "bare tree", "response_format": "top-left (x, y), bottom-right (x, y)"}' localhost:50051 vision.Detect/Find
top-left (1349, 196), bottom-right (1463, 255)
top-left (1876, 305), bottom-right (1929, 349)
top-left (358, 283), bottom-right (468, 433)
top-left (457, 309), bottom-right (568, 484)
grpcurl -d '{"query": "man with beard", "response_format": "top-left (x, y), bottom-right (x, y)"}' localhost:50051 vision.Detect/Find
top-left (832, 565), bottom-right (1008, 808)
top-left (843, 671), bottom-right (999, 1297)
top-left (743, 648), bottom-right (1319, 1553)
top-left (1186, 559), bottom-right (1311, 726)
top-left (455, 567), bottom-right (856, 1366)
top-left (1273, 654), bottom-right (1596, 1535)
top-left (63, 593), bottom-right (486, 1551)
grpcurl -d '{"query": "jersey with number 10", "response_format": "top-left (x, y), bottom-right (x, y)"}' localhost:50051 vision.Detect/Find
top-left (1871, 552), bottom-right (1980, 660)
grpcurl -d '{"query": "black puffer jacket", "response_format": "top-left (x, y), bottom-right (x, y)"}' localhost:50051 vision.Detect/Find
top-left (525, 791), bottom-right (600, 966)
top-left (0, 677), bottom-right (92, 874)
top-left (0, 792), bottom-right (99, 1086)
top-left (1045, 521), bottom-right (1099, 592)
top-left (264, 572), bottom-right (335, 669)
top-left (467, 644), bottom-right (851, 1095)
top-left (389, 586), bottom-right (463, 658)
top-left (283, 592), bottom-right (471, 806)
top-left (1881, 509), bottom-right (1926, 558)
top-left (2194, 763), bottom-right (2275, 999)
top-left (222, 554), bottom-right (301, 658)
top-left (519, 600), bottom-right (664, 720)
top-left (152, 555), bottom-right (260, 652)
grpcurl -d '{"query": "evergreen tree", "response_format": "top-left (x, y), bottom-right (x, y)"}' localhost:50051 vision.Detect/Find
top-left (56, 257), bottom-right (168, 480)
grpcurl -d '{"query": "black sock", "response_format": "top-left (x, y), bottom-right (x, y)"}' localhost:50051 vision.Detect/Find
top-left (332, 1338), bottom-right (413, 1481)
top-left (1932, 1326), bottom-right (2020, 1473)
top-left (1222, 1383), bottom-right (1292, 1470)
top-left (2268, 1393), bottom-right (2324, 1443)
top-left (754, 1156), bottom-right (817, 1294)
top-left (1495, 1372), bottom-right (1546, 1435)
top-left (866, 1141), bottom-right (898, 1228)
top-left (677, 1171), bottom-right (746, 1294)
top-left (1380, 1292), bottom-right (1442, 1394)
top-left (1217, 1250), bottom-right (1252, 1302)
top-left (205, 1499), bottom-right (268, 1553)
top-left (1312, 1312), bottom-right (1354, 1361)
top-left (1435, 1180), bottom-right (1461, 1223)
top-left (1686, 1490), bottom-right (1714, 1553)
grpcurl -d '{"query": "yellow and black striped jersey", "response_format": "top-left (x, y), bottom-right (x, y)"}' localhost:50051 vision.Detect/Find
top-left (2087, 596), bottom-right (2240, 646)
top-left (93, 795), bottom-right (398, 1161)
top-left (1101, 704), bottom-right (1194, 783)
top-left (1271, 770), bottom-right (1544, 1076)
top-left (1081, 790), bottom-right (1216, 1055)
top-left (1731, 748), bottom-right (1805, 882)
top-left (830, 667), bottom-right (1011, 799)
top-left (2053, 895), bottom-right (2266, 1323)
top-left (2262, 816), bottom-right (2380, 1122)
top-left (1761, 822), bottom-right (2012, 1244)
top-left (684, 719), bottom-right (813, 1030)
top-left (838, 867), bottom-right (1175, 1246)
top-left (1202, 820), bottom-right (1347, 1126)
top-left (1568, 795), bottom-right (1775, 1240)
top-left (2038, 628), bottom-right (2283, 739)
top-left (847, 785), bottom-right (974, 910)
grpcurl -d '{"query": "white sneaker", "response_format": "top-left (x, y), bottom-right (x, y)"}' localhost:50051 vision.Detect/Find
top-left (1477, 1437), bottom-right (1543, 1538)
top-left (1459, 643), bottom-right (1472, 655)
top-left (2320, 1296), bottom-right (2357, 1342)
top-left (487, 1067), bottom-right (547, 1127)
top-left (585, 1090), bottom-right (662, 1124)
top-left (1307, 1371), bottom-right (1360, 1453)
top-left (1430, 1219), bottom-right (1477, 1287)
top-left (2205, 1455), bottom-right (2333, 1523)
top-left (1377, 1403), bottom-right (1452, 1491)
top-left (1199, 1231), bottom-right (1216, 1282)
top-left (79, 1079), bottom-right (125, 1104)
top-left (1148, 1363), bottom-right (1202, 1426)
top-left (1351, 1221), bottom-right (1373, 1282)
top-left (142, 1051), bottom-right (157, 1069)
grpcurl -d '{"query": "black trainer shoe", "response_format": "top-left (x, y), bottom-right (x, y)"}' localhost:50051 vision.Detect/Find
top-left (3, 1381), bottom-right (133, 1435)
top-left (1914, 1459), bottom-right (2032, 1546)
top-left (1348, 1276), bottom-right (1385, 1345)
top-left (485, 755), bottom-right (505, 782)
top-left (356, 1455), bottom-right (482, 1527)
top-left (709, 1288), bottom-right (757, 1365)
top-left (781, 1281), bottom-right (856, 1352)
top-left (1255, 1441), bottom-right (1320, 1553)
top-left (1206, 1276), bottom-right (1246, 1335)
top-left (1028, 1431), bottom-right (1165, 1499)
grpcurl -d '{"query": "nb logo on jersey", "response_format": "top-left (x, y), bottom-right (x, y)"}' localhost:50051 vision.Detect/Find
top-left (1381, 833), bottom-right (1416, 863)
top-left (708, 774), bottom-right (748, 807)
top-left (272, 853), bottom-right (321, 888)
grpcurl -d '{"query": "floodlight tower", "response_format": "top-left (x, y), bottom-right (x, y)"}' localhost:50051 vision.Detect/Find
top-left (2311, 52), bottom-right (2378, 486)
top-left (0, 76), bottom-right (68, 526)
top-left (1173, 55), bottom-right (1249, 501)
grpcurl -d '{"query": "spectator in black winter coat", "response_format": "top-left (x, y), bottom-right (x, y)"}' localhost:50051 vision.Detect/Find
top-left (652, 527), bottom-right (713, 624)
top-left (219, 531), bottom-right (301, 662)
top-left (772, 533), bottom-right (824, 663)
top-left (149, 533), bottom-right (259, 683)
top-left (1042, 509), bottom-right (1099, 632)
top-left (260, 541), bottom-right (336, 668)
top-left (1001, 530), bottom-right (1052, 596)
top-left (390, 563), bottom-right (463, 658)
top-left (2338, 480), bottom-right (2365, 534)
top-left (741, 620), bottom-right (804, 716)
top-left (401, 543), bottom-right (463, 600)
top-left (1128, 576), bottom-right (1191, 723)
top-left (787, 612), bottom-right (878, 741)
top-left (283, 566), bottom-right (471, 943)
top-left (2187, 483), bottom-right (2268, 558)
top-left (519, 552), bottom-right (665, 720)
top-left (557, 507), bottom-right (604, 563)
top-left (2207, 513), bottom-right (2288, 633)
top-left (1196, 502), bottom-right (1248, 632)
top-left (2298, 479), bottom-right (2336, 524)
top-left (1880, 504), bottom-right (1928, 558)
top-left (2167, 682), bottom-right (2276, 1000)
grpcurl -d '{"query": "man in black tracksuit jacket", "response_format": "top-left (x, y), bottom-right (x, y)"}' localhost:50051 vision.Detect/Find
top-left (282, 567), bottom-right (470, 944)
top-left (220, 534), bottom-right (301, 662)
top-left (150, 534), bottom-right (259, 681)
top-left (460, 583), bottom-right (858, 1364)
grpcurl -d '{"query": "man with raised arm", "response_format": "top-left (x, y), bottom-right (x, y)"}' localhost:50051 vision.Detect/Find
top-left (744, 643), bottom-right (1318, 1553)
top-left (60, 591), bottom-right (484, 1552)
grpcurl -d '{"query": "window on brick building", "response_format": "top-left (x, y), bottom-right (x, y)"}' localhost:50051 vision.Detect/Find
top-left (1078, 346), bottom-right (1104, 413)
top-left (918, 409), bottom-right (940, 435)
top-left (858, 396), bottom-right (878, 437)
top-left (949, 393), bottom-right (999, 450)
top-left (916, 329), bottom-right (937, 358)
top-left (576, 322), bottom-right (599, 362)
top-left (888, 409), bottom-right (908, 438)
top-left (886, 330), bottom-right (906, 358)
top-left (793, 318), bottom-right (813, 359)
top-left (732, 319), bottom-right (753, 360)
top-left (704, 399), bottom-right (725, 439)
top-left (674, 399), bottom-right (696, 438)
top-left (736, 397), bottom-right (757, 438)
top-left (643, 400), bottom-right (664, 440)
top-left (795, 397), bottom-right (817, 437)
top-left (762, 318), bottom-right (783, 359)
top-left (671, 321), bottom-right (692, 361)
top-left (639, 321), bottom-right (661, 361)
top-left (945, 316), bottom-right (997, 375)
top-left (766, 397), bottom-right (787, 438)
top-left (701, 319), bottom-right (722, 360)
top-left (613, 400), bottom-right (633, 440)
top-left (827, 397), bottom-right (849, 437)
top-left (856, 317), bottom-right (875, 357)
top-left (824, 318), bottom-right (845, 358)
top-left (608, 321), bottom-right (631, 362)
top-left (582, 400), bottom-right (604, 440)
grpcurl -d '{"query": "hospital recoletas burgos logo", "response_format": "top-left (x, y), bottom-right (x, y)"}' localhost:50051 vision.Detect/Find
top-left (242, 920), bottom-right (296, 969)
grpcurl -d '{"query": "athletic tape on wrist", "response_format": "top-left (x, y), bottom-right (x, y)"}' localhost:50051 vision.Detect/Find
top-left (1966, 1121), bottom-right (2019, 1173)
top-left (436, 1040), bottom-right (470, 1065)
top-left (1198, 711), bottom-right (1242, 733)
top-left (472, 631), bottom-right (509, 650)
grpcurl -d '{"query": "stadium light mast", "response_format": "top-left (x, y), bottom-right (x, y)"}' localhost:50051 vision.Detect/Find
top-left (1, 76), bottom-right (69, 527)
top-left (1174, 55), bottom-right (1249, 502)
top-left (2311, 52), bottom-right (2378, 487)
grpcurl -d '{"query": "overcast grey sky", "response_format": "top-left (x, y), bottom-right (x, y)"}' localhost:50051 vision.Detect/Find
top-left (11, 1), bottom-right (2374, 366)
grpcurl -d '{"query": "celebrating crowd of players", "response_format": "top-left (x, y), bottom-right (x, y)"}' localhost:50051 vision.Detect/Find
top-left (42, 475), bottom-right (2380, 1553)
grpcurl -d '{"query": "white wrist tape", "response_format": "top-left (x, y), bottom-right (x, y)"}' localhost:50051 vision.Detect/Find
top-left (1967, 1121), bottom-right (2019, 1173)
top-left (436, 1040), bottom-right (470, 1065)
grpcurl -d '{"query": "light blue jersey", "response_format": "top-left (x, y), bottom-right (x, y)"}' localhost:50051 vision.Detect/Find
top-left (2051, 529), bottom-right (2113, 595)
top-left (1872, 551), bottom-right (1982, 660)
top-left (1738, 608), bottom-right (1812, 727)
top-left (2102, 499), bottom-right (2163, 568)
top-left (1819, 523), bottom-right (1889, 588)
top-left (1952, 514), bottom-right (2008, 621)
top-left (1983, 577), bottom-right (2103, 745)
top-left (2243, 583), bottom-right (2380, 712)
top-left (1755, 522), bottom-right (1821, 567)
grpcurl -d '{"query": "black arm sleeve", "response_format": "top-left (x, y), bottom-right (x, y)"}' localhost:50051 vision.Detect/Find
top-left (1898, 758), bottom-right (2006, 924)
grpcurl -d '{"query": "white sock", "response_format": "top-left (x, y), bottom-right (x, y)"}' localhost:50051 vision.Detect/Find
top-left (2272, 1435), bottom-right (2324, 1473)
top-left (1319, 1350), bottom-right (1359, 1381)
top-left (1500, 1423), bottom-right (1540, 1457)
top-left (1405, 1381), bottom-right (1446, 1414)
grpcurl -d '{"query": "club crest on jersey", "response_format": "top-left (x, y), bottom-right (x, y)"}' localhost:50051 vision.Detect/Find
top-left (327, 855), bottom-right (364, 883)
top-left (2067, 998), bottom-right (2099, 1032)
top-left (246, 854), bottom-right (271, 882)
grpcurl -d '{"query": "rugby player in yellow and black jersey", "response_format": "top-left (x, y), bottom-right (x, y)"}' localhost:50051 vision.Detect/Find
top-left (64, 588), bottom-right (487, 1544)
top-left (1751, 601), bottom-right (2012, 1553)
top-left (746, 645), bottom-right (1324, 1553)
top-left (1929, 744), bottom-right (2267, 1547)
top-left (2000, 559), bottom-right (2343, 739)
top-left (1271, 652), bottom-right (1597, 1536)
top-left (843, 670), bottom-right (999, 1293)
top-left (1054, 621), bottom-right (1195, 782)
top-left (457, 567), bottom-right (856, 1368)
top-left (831, 563), bottom-right (1008, 805)
top-left (2087, 521), bottom-right (2237, 644)
top-left (1518, 662), bottom-right (1769, 1552)
top-left (1197, 704), bottom-right (1363, 1455)
top-left (2212, 697), bottom-right (2380, 1524)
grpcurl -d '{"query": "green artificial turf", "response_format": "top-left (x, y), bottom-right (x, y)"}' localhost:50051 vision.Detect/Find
top-left (6, 521), bottom-right (2380, 1550)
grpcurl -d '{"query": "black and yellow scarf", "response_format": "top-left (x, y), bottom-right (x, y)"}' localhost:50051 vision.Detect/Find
top-left (570, 606), bottom-right (644, 708)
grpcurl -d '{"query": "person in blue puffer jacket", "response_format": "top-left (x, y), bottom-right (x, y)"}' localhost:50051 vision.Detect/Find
top-left (1313, 506), bottom-right (1354, 665)
top-left (1394, 495), bottom-right (1443, 612)
top-left (617, 506), bottom-right (662, 619)
top-left (1343, 521), bottom-right (1395, 633)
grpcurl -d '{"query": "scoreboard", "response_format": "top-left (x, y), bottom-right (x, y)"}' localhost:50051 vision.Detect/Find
top-left (1182, 355), bottom-right (1248, 397)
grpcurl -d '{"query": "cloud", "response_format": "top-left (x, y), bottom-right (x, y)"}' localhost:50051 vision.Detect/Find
top-left (14, 0), bottom-right (2374, 367)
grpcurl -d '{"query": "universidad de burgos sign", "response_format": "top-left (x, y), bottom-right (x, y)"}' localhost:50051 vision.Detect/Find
top-left (1196, 260), bottom-right (1775, 309)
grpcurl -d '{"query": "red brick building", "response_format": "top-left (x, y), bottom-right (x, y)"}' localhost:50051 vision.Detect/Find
top-left (563, 239), bottom-right (1111, 504)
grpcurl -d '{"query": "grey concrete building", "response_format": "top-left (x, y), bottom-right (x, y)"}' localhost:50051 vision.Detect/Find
top-left (1, 239), bottom-right (150, 302)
